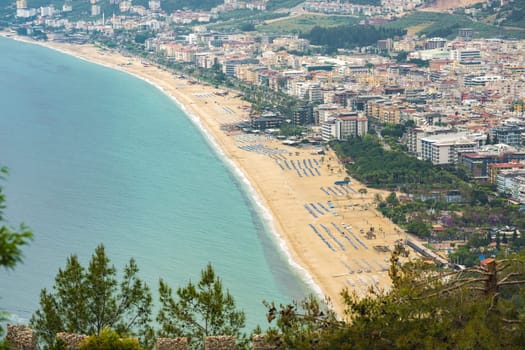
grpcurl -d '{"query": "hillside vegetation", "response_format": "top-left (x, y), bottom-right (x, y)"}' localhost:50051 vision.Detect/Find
top-left (302, 24), bottom-right (406, 51)
top-left (258, 14), bottom-right (359, 33)
top-left (384, 11), bottom-right (525, 39)
top-left (266, 0), bottom-right (304, 11)
top-left (500, 0), bottom-right (525, 27)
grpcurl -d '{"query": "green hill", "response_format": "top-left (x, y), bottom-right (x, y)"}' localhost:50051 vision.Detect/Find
top-left (266, 0), bottom-right (303, 11)
top-left (494, 0), bottom-right (525, 28)
top-left (384, 11), bottom-right (525, 39)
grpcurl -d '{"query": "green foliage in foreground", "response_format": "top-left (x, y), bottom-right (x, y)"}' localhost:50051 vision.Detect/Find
top-left (0, 165), bottom-right (33, 338)
top-left (29, 246), bottom-right (247, 350)
top-left (265, 249), bottom-right (525, 349)
top-left (20, 243), bottom-right (525, 349)
top-left (0, 166), bottom-right (33, 270)
top-left (157, 263), bottom-right (247, 349)
top-left (79, 328), bottom-right (144, 350)
top-left (30, 245), bottom-right (154, 349)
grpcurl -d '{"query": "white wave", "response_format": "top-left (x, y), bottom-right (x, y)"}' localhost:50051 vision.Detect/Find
top-left (170, 98), bottom-right (324, 300)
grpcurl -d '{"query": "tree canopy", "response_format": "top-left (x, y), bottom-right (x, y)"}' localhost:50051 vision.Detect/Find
top-left (157, 263), bottom-right (246, 349)
top-left (265, 249), bottom-right (525, 349)
top-left (0, 165), bottom-right (33, 345)
top-left (330, 135), bottom-right (460, 190)
top-left (302, 25), bottom-right (406, 51)
top-left (0, 166), bottom-right (33, 270)
top-left (30, 245), bottom-right (154, 349)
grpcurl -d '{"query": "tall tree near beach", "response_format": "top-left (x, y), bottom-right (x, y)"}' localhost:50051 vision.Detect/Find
top-left (157, 263), bottom-right (247, 349)
top-left (0, 166), bottom-right (33, 270)
top-left (30, 245), bottom-right (154, 349)
top-left (264, 249), bottom-right (525, 349)
top-left (0, 165), bottom-right (33, 345)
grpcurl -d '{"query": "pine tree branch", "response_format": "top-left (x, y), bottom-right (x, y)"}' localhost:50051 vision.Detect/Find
top-left (411, 277), bottom-right (488, 300)
top-left (498, 279), bottom-right (525, 286)
top-left (497, 272), bottom-right (521, 284)
top-left (501, 318), bottom-right (525, 324)
top-left (487, 292), bottom-right (499, 312)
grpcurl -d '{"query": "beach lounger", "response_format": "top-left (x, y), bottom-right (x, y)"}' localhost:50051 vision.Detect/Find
top-left (309, 224), bottom-right (336, 252)
top-left (320, 224), bottom-right (346, 251)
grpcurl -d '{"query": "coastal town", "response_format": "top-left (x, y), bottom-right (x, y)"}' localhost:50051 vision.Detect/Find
top-left (2, 0), bottom-right (525, 326)
top-left (6, 0), bottom-right (525, 193)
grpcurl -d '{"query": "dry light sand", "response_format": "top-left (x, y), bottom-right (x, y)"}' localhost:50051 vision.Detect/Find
top-left (3, 34), bottom-right (409, 316)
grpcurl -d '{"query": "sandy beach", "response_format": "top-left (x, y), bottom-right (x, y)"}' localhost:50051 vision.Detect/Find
top-left (2, 34), bottom-right (407, 316)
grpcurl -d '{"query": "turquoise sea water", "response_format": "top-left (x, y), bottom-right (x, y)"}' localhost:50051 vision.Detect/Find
top-left (0, 36), bottom-right (310, 330)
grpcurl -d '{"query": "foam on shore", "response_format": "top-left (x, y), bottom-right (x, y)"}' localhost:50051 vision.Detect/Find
top-left (167, 93), bottom-right (325, 301)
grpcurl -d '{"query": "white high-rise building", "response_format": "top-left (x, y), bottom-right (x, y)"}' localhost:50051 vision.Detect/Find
top-left (149, 0), bottom-right (161, 10)
top-left (16, 0), bottom-right (33, 17)
top-left (321, 114), bottom-right (368, 141)
top-left (91, 4), bottom-right (101, 16)
top-left (40, 5), bottom-right (56, 17)
top-left (16, 0), bottom-right (27, 9)
top-left (420, 133), bottom-right (486, 165)
top-left (119, 0), bottom-right (132, 12)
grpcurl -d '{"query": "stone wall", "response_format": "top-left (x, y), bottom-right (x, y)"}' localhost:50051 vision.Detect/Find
top-left (5, 324), bottom-right (36, 350)
top-left (4, 326), bottom-right (279, 350)
top-left (251, 334), bottom-right (280, 350)
top-left (156, 337), bottom-right (188, 350)
top-left (204, 336), bottom-right (235, 350)
top-left (56, 332), bottom-right (89, 350)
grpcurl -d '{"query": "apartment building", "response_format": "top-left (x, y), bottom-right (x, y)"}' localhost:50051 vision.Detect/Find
top-left (491, 125), bottom-right (524, 149)
top-left (488, 162), bottom-right (525, 184)
top-left (420, 133), bottom-right (485, 165)
top-left (321, 113), bottom-right (368, 142)
top-left (496, 169), bottom-right (525, 203)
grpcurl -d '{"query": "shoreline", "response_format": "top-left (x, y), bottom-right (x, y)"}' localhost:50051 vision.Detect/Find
top-left (1, 34), bottom-right (406, 316)
top-left (161, 79), bottom-right (325, 299)
top-left (0, 33), bottom-right (325, 300)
